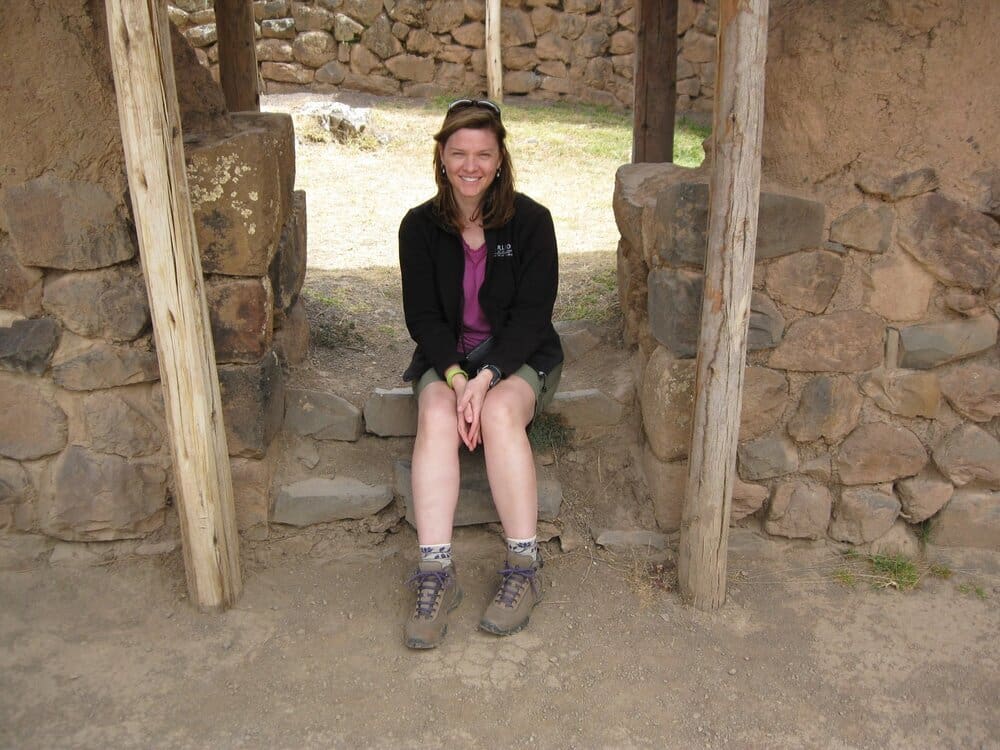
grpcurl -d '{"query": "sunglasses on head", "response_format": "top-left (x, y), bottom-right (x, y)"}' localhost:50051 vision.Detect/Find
top-left (447, 98), bottom-right (502, 119)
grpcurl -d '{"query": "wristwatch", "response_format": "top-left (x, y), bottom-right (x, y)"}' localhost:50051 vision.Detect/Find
top-left (477, 364), bottom-right (502, 389)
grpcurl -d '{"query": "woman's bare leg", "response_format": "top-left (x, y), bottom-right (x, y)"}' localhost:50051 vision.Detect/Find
top-left (411, 382), bottom-right (462, 544)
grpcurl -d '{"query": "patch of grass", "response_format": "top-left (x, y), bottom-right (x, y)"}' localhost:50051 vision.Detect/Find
top-left (914, 519), bottom-right (934, 545)
top-left (832, 568), bottom-right (857, 588)
top-left (528, 412), bottom-right (572, 451)
top-left (557, 265), bottom-right (620, 324)
top-left (958, 582), bottom-right (988, 600)
top-left (928, 563), bottom-right (952, 579)
top-left (674, 117), bottom-right (711, 168)
top-left (868, 554), bottom-right (921, 591)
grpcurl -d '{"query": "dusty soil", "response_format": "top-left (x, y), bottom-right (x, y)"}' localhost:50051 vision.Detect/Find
top-left (2, 92), bottom-right (999, 748)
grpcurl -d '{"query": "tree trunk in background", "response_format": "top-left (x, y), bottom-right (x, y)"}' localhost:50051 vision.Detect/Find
top-left (105, 0), bottom-right (243, 612)
top-left (632, 0), bottom-right (678, 162)
top-left (485, 0), bottom-right (503, 102)
top-left (677, 0), bottom-right (769, 611)
top-left (215, 0), bottom-right (259, 112)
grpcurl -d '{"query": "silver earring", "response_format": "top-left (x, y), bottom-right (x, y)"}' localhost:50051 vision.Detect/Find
top-left (441, 165), bottom-right (446, 175)
top-left (496, 167), bottom-right (501, 177)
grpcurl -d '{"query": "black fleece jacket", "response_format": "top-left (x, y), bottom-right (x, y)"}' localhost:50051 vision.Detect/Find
top-left (399, 192), bottom-right (563, 382)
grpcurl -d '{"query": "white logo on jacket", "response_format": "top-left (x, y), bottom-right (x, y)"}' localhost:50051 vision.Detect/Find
top-left (493, 243), bottom-right (513, 257)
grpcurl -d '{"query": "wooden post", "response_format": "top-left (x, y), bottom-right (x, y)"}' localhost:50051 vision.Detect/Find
top-left (677, 0), bottom-right (768, 610)
top-left (485, 0), bottom-right (503, 102)
top-left (632, 0), bottom-right (678, 162)
top-left (215, 0), bottom-right (259, 112)
top-left (105, 0), bottom-right (242, 612)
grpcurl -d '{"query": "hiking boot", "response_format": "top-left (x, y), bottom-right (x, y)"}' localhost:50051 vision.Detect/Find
top-left (479, 551), bottom-right (543, 636)
top-left (404, 560), bottom-right (462, 649)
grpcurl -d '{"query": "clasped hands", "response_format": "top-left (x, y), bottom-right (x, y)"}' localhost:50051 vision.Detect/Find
top-left (451, 370), bottom-right (493, 451)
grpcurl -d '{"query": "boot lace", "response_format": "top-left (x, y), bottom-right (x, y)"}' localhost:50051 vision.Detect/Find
top-left (406, 569), bottom-right (454, 619)
top-left (494, 564), bottom-right (539, 608)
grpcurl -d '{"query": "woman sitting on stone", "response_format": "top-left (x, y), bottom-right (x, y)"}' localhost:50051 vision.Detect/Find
top-left (398, 98), bottom-right (563, 649)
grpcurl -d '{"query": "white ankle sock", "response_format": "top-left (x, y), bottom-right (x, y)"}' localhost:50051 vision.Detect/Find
top-left (506, 536), bottom-right (537, 562)
top-left (419, 542), bottom-right (453, 567)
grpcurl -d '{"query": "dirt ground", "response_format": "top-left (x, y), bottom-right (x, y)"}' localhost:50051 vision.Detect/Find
top-left (2, 92), bottom-right (999, 749)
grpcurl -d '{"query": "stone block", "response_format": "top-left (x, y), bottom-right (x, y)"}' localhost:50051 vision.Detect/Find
top-left (254, 0), bottom-right (289, 21)
top-left (293, 29), bottom-right (338, 67)
top-left (897, 315), bottom-right (997, 370)
top-left (788, 374), bottom-right (862, 443)
top-left (285, 387), bottom-right (362, 441)
top-left (898, 193), bottom-right (1000, 291)
top-left (0, 174), bottom-right (136, 271)
top-left (230, 444), bottom-right (279, 530)
top-left (80, 389), bottom-right (163, 458)
top-left (640, 347), bottom-right (695, 461)
top-left (732, 479), bottom-right (769, 522)
top-left (0, 238), bottom-right (43, 315)
top-left (38, 446), bottom-right (166, 541)
top-left (261, 61), bottom-right (315, 83)
top-left (738, 436), bottom-right (798, 481)
top-left (932, 424), bottom-right (1000, 490)
top-left (273, 297), bottom-right (310, 366)
top-left (261, 18), bottom-right (297, 38)
top-left (42, 265), bottom-right (150, 342)
top-left (396, 452), bottom-right (562, 527)
top-left (315, 60), bottom-right (348, 84)
top-left (769, 311), bottom-right (884, 372)
top-left (942, 290), bottom-right (989, 318)
top-left (829, 484), bottom-right (900, 544)
top-left (595, 529), bottom-right (668, 555)
top-left (651, 182), bottom-right (825, 267)
top-left (406, 28), bottom-right (441, 54)
top-left (292, 4), bottom-right (334, 30)
top-left (361, 16), bottom-right (403, 58)
top-left (0, 318), bottom-right (59, 375)
top-left (555, 320), bottom-right (601, 364)
top-left (504, 70), bottom-right (541, 94)
top-left (536, 31), bottom-right (573, 62)
top-left (273, 476), bottom-right (392, 526)
top-left (0, 375), bottom-right (67, 460)
top-left (801, 454), bottom-right (832, 483)
top-left (386, 54), bottom-right (436, 83)
top-left (932, 489), bottom-right (1000, 550)
top-left (0, 458), bottom-right (34, 510)
top-left (549, 389), bottom-right (624, 428)
top-left (740, 367), bottom-right (788, 441)
top-left (647, 267), bottom-right (701, 357)
top-left (855, 167), bottom-right (938, 201)
top-left (502, 7), bottom-right (536, 46)
top-left (765, 250), bottom-right (844, 314)
top-left (747, 292), bottom-right (785, 350)
top-left (218, 351), bottom-right (284, 458)
top-left (505, 45), bottom-right (540, 71)
top-left (764, 480), bottom-right (832, 540)
top-left (389, 0), bottom-right (424, 24)
top-left (862, 520), bottom-right (921, 558)
top-left (342, 0), bottom-right (382, 25)
top-left (363, 387), bottom-right (417, 437)
top-left (829, 204), bottom-right (893, 254)
top-left (866, 251), bottom-right (935, 322)
top-left (185, 127), bottom-right (284, 277)
top-left (859, 368), bottom-right (940, 418)
top-left (205, 275), bottom-right (274, 364)
top-left (939, 364), bottom-right (1000, 422)
top-left (269, 190), bottom-right (307, 313)
top-left (184, 23), bottom-right (217, 46)
top-left (896, 469), bottom-right (953, 524)
top-left (231, 112), bottom-right (296, 227)
top-left (641, 446), bottom-right (686, 531)
top-left (256, 38), bottom-right (294, 62)
top-left (836, 423), bottom-right (927, 485)
top-left (52, 342), bottom-right (159, 391)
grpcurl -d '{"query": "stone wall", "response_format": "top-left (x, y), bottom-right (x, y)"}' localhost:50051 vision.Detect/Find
top-left (614, 1), bottom-right (1000, 552)
top-left (169, 0), bottom-right (718, 112)
top-left (0, 3), bottom-right (307, 540)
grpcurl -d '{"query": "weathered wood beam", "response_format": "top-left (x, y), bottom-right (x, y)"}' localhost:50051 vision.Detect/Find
top-left (215, 0), bottom-right (259, 112)
top-left (677, 0), bottom-right (769, 610)
top-left (485, 0), bottom-right (503, 102)
top-left (632, 0), bottom-right (678, 163)
top-left (105, 0), bottom-right (242, 612)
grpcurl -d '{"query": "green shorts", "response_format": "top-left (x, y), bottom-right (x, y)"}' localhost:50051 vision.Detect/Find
top-left (413, 362), bottom-right (563, 418)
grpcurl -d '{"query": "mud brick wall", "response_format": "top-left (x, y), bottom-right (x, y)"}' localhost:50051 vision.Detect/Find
top-left (614, 1), bottom-right (1000, 552)
top-left (169, 0), bottom-right (719, 113)
top-left (0, 4), bottom-right (307, 540)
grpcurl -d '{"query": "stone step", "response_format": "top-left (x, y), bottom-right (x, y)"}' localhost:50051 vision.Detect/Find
top-left (394, 451), bottom-right (562, 528)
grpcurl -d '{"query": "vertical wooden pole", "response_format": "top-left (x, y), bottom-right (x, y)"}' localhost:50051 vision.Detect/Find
top-left (215, 0), bottom-right (259, 112)
top-left (677, 0), bottom-right (768, 611)
top-left (485, 0), bottom-right (503, 102)
top-left (105, 0), bottom-right (242, 612)
top-left (632, 0), bottom-right (678, 163)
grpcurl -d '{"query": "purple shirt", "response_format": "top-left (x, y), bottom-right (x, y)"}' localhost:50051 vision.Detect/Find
top-left (460, 238), bottom-right (491, 353)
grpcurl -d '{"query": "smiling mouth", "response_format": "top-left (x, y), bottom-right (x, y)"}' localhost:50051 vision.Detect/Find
top-left (459, 176), bottom-right (481, 182)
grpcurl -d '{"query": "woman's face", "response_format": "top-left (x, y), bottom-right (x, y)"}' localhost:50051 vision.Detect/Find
top-left (440, 127), bottom-right (502, 209)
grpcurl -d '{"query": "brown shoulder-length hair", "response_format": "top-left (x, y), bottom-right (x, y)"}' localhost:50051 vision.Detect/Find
top-left (432, 102), bottom-right (516, 233)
